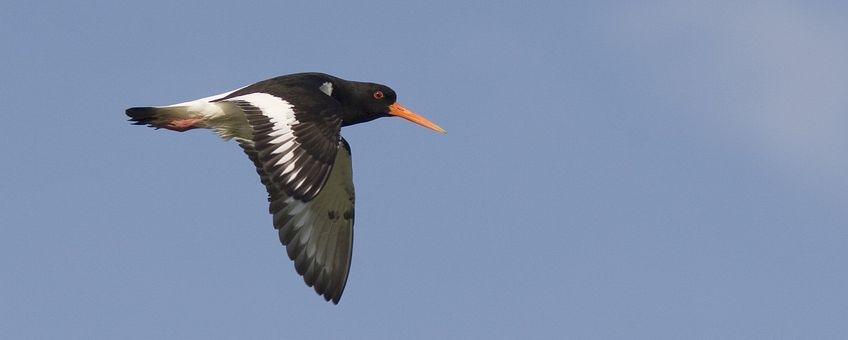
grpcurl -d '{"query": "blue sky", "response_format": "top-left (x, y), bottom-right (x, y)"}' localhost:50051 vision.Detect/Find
top-left (2, 1), bottom-right (847, 339)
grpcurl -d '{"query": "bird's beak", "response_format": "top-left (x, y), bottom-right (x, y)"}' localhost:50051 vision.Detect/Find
top-left (388, 102), bottom-right (446, 133)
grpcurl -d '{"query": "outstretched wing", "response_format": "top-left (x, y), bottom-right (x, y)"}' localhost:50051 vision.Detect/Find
top-left (226, 92), bottom-right (341, 201)
top-left (225, 91), bottom-right (354, 303)
top-left (240, 139), bottom-right (355, 304)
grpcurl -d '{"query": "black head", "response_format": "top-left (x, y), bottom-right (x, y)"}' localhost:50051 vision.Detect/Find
top-left (338, 80), bottom-right (444, 133)
top-left (338, 82), bottom-right (397, 126)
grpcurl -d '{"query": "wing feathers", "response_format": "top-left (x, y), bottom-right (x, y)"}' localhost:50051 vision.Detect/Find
top-left (218, 90), bottom-right (354, 303)
top-left (233, 93), bottom-right (340, 201)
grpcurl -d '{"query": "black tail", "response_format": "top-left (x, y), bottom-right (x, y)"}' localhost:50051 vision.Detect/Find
top-left (126, 107), bottom-right (159, 127)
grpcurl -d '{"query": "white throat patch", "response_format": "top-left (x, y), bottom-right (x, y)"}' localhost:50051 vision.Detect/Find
top-left (319, 82), bottom-right (333, 96)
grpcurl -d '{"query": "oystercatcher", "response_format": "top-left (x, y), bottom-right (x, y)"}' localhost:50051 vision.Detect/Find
top-left (126, 73), bottom-right (444, 304)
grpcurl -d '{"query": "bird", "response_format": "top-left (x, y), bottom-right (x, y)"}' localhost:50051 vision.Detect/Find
top-left (125, 72), bottom-right (444, 304)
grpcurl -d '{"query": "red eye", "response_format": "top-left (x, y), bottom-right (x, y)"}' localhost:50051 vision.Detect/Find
top-left (373, 91), bottom-right (384, 100)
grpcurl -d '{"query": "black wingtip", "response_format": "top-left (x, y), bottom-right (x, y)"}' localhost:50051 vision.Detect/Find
top-left (314, 280), bottom-right (343, 305)
top-left (324, 293), bottom-right (341, 305)
top-left (323, 282), bottom-right (345, 305)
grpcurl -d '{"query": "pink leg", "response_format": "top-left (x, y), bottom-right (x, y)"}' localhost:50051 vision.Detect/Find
top-left (159, 118), bottom-right (204, 132)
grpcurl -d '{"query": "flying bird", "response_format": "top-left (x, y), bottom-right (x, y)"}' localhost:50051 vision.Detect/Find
top-left (126, 72), bottom-right (444, 304)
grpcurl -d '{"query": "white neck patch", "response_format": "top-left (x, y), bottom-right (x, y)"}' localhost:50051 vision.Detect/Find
top-left (319, 82), bottom-right (333, 96)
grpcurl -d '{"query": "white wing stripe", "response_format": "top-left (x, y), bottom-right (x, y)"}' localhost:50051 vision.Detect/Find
top-left (281, 161), bottom-right (297, 177)
top-left (227, 93), bottom-right (313, 184)
top-left (227, 93), bottom-right (298, 124)
top-left (271, 139), bottom-right (297, 156)
top-left (276, 147), bottom-right (296, 165)
top-left (268, 134), bottom-right (290, 146)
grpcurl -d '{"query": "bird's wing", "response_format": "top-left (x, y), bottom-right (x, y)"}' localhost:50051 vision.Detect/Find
top-left (223, 92), bottom-right (354, 303)
top-left (239, 139), bottom-right (355, 304)
top-left (224, 92), bottom-right (342, 201)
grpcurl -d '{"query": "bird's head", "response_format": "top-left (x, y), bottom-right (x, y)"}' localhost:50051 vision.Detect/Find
top-left (341, 82), bottom-right (445, 133)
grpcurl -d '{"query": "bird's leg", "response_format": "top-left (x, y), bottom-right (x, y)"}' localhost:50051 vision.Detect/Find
top-left (159, 117), bottom-right (205, 132)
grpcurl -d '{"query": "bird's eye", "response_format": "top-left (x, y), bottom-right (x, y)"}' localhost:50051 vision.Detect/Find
top-left (372, 91), bottom-right (384, 100)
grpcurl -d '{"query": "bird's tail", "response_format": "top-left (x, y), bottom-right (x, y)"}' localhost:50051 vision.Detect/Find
top-left (126, 106), bottom-right (204, 132)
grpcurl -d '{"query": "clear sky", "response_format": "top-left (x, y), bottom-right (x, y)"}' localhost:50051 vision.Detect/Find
top-left (2, 1), bottom-right (847, 339)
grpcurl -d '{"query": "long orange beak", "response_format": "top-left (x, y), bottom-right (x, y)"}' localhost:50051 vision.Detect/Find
top-left (388, 102), bottom-right (446, 133)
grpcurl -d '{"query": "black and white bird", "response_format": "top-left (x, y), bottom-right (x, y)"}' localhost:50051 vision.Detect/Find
top-left (126, 72), bottom-right (444, 304)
